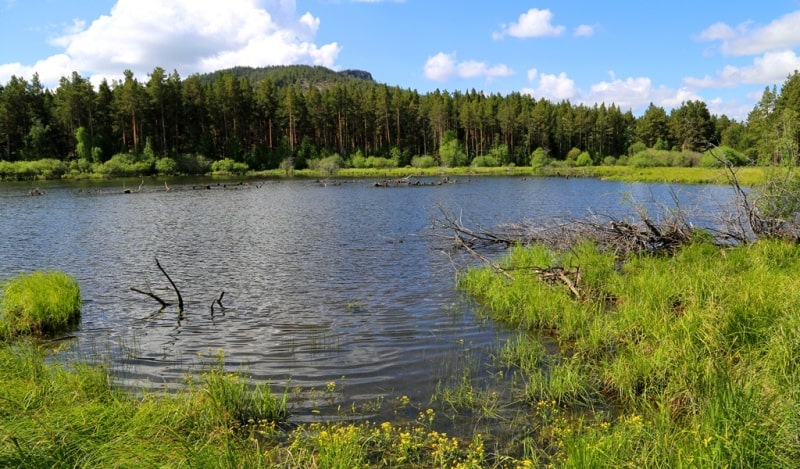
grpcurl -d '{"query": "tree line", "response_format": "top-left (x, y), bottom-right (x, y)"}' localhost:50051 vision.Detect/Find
top-left (1, 64), bottom-right (799, 176)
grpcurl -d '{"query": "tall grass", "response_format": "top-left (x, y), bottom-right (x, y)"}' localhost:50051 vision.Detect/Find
top-left (0, 271), bottom-right (81, 337)
top-left (460, 238), bottom-right (800, 467)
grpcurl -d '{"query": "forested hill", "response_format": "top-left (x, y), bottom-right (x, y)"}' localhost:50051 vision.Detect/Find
top-left (198, 65), bottom-right (374, 88)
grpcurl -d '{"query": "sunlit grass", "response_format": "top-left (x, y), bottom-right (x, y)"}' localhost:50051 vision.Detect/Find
top-left (0, 271), bottom-right (81, 337)
top-left (460, 238), bottom-right (800, 466)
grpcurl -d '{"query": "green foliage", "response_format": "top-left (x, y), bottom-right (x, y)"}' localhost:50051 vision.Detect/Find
top-left (530, 147), bottom-right (550, 168)
top-left (701, 146), bottom-right (750, 167)
top-left (0, 271), bottom-right (81, 337)
top-left (364, 156), bottom-right (397, 169)
top-left (175, 153), bottom-right (213, 175)
top-left (566, 147), bottom-right (582, 161)
top-left (488, 144), bottom-right (510, 165)
top-left (75, 126), bottom-right (91, 161)
top-left (0, 159), bottom-right (68, 180)
top-left (411, 155), bottom-right (436, 168)
top-left (653, 137), bottom-right (670, 151)
top-left (201, 355), bottom-right (288, 426)
top-left (349, 149), bottom-right (366, 168)
top-left (97, 153), bottom-right (155, 177)
top-left (309, 154), bottom-right (342, 175)
top-left (154, 157), bottom-right (178, 175)
top-left (628, 149), bottom-right (698, 168)
top-left (439, 131), bottom-right (466, 167)
top-left (575, 151), bottom-right (593, 167)
top-left (603, 156), bottom-right (618, 166)
top-left (470, 155), bottom-right (500, 167)
top-left (627, 141), bottom-right (647, 155)
top-left (210, 158), bottom-right (249, 175)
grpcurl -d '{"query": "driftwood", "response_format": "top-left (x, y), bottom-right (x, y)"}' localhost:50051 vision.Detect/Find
top-left (210, 291), bottom-right (226, 316)
top-left (130, 286), bottom-right (171, 309)
top-left (131, 258), bottom-right (184, 317)
top-left (431, 199), bottom-right (708, 300)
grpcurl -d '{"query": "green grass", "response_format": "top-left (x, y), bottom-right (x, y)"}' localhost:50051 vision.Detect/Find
top-left (460, 238), bottom-right (800, 467)
top-left (0, 343), bottom-right (490, 468)
top-left (0, 271), bottom-right (81, 337)
top-left (546, 165), bottom-right (767, 185)
top-left (5, 239), bottom-right (800, 467)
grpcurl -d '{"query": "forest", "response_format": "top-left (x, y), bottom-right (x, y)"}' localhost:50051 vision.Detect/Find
top-left (1, 64), bottom-right (799, 179)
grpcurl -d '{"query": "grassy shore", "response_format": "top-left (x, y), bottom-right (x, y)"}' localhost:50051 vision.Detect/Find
top-left (458, 239), bottom-right (800, 467)
top-left (251, 165), bottom-right (767, 186)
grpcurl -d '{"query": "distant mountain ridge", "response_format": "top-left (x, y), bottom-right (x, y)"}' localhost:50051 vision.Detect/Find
top-left (198, 65), bottom-right (375, 89)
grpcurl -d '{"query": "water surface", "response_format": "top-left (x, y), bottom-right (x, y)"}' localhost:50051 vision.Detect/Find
top-left (0, 176), bottom-right (735, 413)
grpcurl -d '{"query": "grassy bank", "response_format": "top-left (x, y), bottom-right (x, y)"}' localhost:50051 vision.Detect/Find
top-left (459, 239), bottom-right (800, 467)
top-left (0, 343), bottom-right (489, 468)
top-left (0, 271), bottom-right (81, 338)
top-left (0, 271), bottom-right (491, 467)
top-left (251, 165), bottom-right (767, 186)
top-left (5, 234), bottom-right (799, 466)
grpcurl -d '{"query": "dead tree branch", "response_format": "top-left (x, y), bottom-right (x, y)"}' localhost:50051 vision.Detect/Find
top-left (130, 286), bottom-right (171, 309)
top-left (155, 257), bottom-right (183, 313)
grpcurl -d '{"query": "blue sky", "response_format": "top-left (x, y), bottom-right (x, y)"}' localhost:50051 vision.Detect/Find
top-left (2, 0), bottom-right (800, 120)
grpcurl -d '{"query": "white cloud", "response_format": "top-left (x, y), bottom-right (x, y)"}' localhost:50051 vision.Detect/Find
top-left (699, 10), bottom-right (800, 56)
top-left (684, 50), bottom-right (800, 88)
top-left (585, 76), bottom-right (653, 110)
top-left (527, 68), bottom-right (538, 82)
top-left (494, 8), bottom-right (565, 39)
top-left (574, 24), bottom-right (596, 37)
top-left (457, 60), bottom-right (513, 80)
top-left (521, 70), bottom-right (713, 116)
top-left (522, 72), bottom-right (575, 100)
top-left (425, 53), bottom-right (512, 82)
top-left (423, 52), bottom-right (456, 82)
top-left (1, 0), bottom-right (340, 87)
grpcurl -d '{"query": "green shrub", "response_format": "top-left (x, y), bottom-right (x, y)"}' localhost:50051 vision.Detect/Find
top-left (365, 156), bottom-right (397, 169)
top-left (471, 155), bottom-right (500, 167)
top-left (411, 155), bottom-right (437, 168)
top-left (0, 271), bottom-right (81, 337)
top-left (701, 146), bottom-right (750, 167)
top-left (210, 158), bottom-right (249, 175)
top-left (628, 142), bottom-right (647, 156)
top-left (530, 147), bottom-right (550, 168)
top-left (154, 157), bottom-right (178, 175)
top-left (576, 151), bottom-right (593, 167)
top-left (175, 153), bottom-right (213, 175)
top-left (98, 154), bottom-right (155, 177)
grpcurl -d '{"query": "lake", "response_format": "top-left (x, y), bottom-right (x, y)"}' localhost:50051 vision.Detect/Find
top-left (0, 175), bottom-right (736, 417)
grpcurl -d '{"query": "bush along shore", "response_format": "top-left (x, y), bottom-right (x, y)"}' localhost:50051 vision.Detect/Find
top-left (458, 238), bottom-right (800, 467)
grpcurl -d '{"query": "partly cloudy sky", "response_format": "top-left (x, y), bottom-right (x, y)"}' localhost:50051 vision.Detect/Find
top-left (2, 0), bottom-right (800, 120)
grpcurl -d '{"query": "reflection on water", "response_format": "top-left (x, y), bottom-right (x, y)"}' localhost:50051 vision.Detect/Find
top-left (0, 176), bottom-right (735, 412)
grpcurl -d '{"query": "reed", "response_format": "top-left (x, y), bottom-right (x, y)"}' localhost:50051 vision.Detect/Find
top-left (0, 271), bottom-right (81, 337)
top-left (460, 238), bottom-right (800, 466)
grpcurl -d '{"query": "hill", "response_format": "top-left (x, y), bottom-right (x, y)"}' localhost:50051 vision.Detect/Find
top-left (198, 65), bottom-right (374, 89)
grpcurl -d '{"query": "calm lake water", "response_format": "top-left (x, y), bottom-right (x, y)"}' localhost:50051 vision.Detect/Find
top-left (0, 175), bottom-right (736, 416)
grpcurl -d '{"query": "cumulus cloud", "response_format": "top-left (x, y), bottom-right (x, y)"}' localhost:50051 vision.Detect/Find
top-left (457, 60), bottom-right (513, 80)
top-left (494, 8), bottom-right (565, 40)
top-left (684, 50), bottom-right (800, 88)
top-left (1, 0), bottom-right (340, 87)
top-left (698, 10), bottom-right (800, 56)
top-left (423, 52), bottom-right (456, 82)
top-left (521, 69), bottom-right (710, 116)
top-left (522, 72), bottom-right (576, 100)
top-left (424, 52), bottom-right (512, 82)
